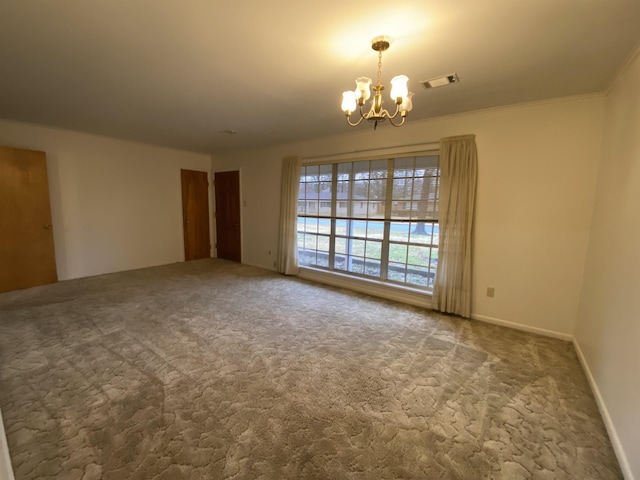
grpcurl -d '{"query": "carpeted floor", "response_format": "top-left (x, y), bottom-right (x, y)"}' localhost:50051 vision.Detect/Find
top-left (0, 259), bottom-right (622, 479)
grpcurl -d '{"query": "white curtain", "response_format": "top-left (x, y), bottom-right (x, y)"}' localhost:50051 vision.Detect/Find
top-left (433, 135), bottom-right (478, 318)
top-left (277, 156), bottom-right (301, 275)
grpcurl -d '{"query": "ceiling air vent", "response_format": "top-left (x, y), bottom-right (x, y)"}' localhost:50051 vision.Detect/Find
top-left (421, 73), bottom-right (459, 89)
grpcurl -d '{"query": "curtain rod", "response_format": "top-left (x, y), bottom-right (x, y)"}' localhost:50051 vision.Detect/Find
top-left (301, 140), bottom-right (440, 161)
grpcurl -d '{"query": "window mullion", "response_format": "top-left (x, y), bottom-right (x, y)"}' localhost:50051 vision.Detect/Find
top-left (347, 163), bottom-right (354, 272)
top-left (329, 164), bottom-right (337, 270)
top-left (380, 158), bottom-right (393, 281)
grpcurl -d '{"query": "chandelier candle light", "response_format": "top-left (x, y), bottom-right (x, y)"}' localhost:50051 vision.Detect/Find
top-left (341, 36), bottom-right (414, 129)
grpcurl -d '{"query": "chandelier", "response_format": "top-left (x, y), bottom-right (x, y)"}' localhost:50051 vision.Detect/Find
top-left (341, 36), bottom-right (414, 129)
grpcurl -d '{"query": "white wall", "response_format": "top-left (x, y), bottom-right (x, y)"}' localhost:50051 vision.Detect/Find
top-left (0, 119), bottom-right (211, 280)
top-left (212, 95), bottom-right (604, 337)
top-left (574, 49), bottom-right (640, 480)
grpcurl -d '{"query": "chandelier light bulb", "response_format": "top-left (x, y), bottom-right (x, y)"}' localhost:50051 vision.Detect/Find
top-left (390, 75), bottom-right (409, 102)
top-left (355, 77), bottom-right (372, 102)
top-left (341, 91), bottom-right (357, 114)
top-left (400, 92), bottom-right (414, 113)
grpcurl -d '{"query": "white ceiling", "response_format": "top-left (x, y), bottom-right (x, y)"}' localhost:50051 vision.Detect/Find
top-left (1, 1), bottom-right (639, 155)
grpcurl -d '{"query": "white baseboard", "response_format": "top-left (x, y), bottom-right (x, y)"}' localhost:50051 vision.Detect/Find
top-left (573, 339), bottom-right (635, 480)
top-left (0, 407), bottom-right (15, 480)
top-left (241, 261), bottom-right (277, 272)
top-left (298, 268), bottom-right (574, 341)
top-left (471, 313), bottom-right (573, 341)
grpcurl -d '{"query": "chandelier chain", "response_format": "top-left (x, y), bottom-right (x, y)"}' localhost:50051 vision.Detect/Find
top-left (377, 50), bottom-right (383, 86)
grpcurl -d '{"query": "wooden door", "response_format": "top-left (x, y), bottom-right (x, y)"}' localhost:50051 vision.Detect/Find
top-left (214, 170), bottom-right (241, 262)
top-left (0, 146), bottom-right (58, 292)
top-left (181, 169), bottom-right (211, 261)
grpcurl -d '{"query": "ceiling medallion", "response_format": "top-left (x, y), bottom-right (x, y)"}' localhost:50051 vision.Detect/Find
top-left (341, 36), bottom-right (413, 130)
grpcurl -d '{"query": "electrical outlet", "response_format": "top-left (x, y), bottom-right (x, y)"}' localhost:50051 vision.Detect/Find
top-left (486, 287), bottom-right (495, 298)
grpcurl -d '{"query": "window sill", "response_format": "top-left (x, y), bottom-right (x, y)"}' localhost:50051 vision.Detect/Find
top-left (298, 267), bottom-right (433, 309)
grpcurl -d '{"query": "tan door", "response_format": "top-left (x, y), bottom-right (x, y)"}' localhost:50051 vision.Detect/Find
top-left (181, 169), bottom-right (211, 261)
top-left (214, 170), bottom-right (241, 262)
top-left (0, 146), bottom-right (58, 292)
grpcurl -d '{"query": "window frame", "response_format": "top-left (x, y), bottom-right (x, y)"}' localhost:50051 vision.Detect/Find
top-left (297, 152), bottom-right (440, 292)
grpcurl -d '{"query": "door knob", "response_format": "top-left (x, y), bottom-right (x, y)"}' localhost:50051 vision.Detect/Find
top-left (43, 225), bottom-right (52, 229)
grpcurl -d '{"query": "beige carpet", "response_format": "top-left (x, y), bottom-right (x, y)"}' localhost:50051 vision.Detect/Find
top-left (0, 259), bottom-right (622, 479)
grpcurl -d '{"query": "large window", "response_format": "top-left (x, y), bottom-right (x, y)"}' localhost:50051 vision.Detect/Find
top-left (297, 154), bottom-right (439, 290)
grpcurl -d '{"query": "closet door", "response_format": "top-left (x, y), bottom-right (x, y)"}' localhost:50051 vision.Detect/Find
top-left (181, 169), bottom-right (211, 261)
top-left (214, 170), bottom-right (241, 262)
top-left (0, 146), bottom-right (58, 292)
